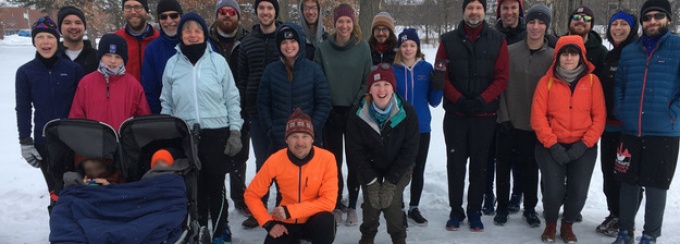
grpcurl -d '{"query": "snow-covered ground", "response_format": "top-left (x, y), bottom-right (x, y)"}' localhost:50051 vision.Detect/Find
top-left (1, 35), bottom-right (679, 243)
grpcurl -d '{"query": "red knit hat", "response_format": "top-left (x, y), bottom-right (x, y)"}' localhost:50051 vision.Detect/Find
top-left (333, 3), bottom-right (355, 24)
top-left (367, 63), bottom-right (396, 91)
top-left (151, 149), bottom-right (175, 168)
top-left (285, 108), bottom-right (314, 139)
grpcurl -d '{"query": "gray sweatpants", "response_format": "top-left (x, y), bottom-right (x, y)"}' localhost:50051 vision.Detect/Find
top-left (535, 144), bottom-right (597, 223)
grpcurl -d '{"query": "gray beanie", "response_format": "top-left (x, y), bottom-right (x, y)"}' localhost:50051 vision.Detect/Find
top-left (525, 4), bottom-right (552, 28)
top-left (215, 0), bottom-right (241, 18)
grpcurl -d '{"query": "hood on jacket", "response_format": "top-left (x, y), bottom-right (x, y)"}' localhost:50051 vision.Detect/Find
top-left (496, 0), bottom-right (524, 21)
top-left (297, 0), bottom-right (324, 45)
top-left (606, 9), bottom-right (639, 48)
top-left (276, 22), bottom-right (307, 61)
top-left (548, 35), bottom-right (595, 77)
top-left (178, 12), bottom-right (209, 43)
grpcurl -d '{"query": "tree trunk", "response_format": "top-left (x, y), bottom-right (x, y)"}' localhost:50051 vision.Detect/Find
top-left (546, 0), bottom-right (579, 36)
top-left (358, 0), bottom-right (380, 40)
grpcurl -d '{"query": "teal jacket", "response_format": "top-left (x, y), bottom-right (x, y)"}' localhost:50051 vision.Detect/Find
top-left (161, 44), bottom-right (243, 130)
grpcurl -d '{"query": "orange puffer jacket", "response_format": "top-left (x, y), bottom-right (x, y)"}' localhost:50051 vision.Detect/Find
top-left (531, 35), bottom-right (606, 148)
top-left (244, 146), bottom-right (338, 226)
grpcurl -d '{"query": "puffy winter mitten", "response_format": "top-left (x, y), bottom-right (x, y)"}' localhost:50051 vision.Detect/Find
top-left (460, 97), bottom-right (484, 115)
top-left (224, 130), bottom-right (243, 156)
top-left (566, 141), bottom-right (588, 161)
top-left (20, 140), bottom-right (42, 168)
top-left (379, 181), bottom-right (397, 209)
top-left (365, 179), bottom-right (381, 209)
top-left (549, 144), bottom-right (570, 165)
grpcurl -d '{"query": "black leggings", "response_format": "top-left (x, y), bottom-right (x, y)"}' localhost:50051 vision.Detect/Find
top-left (324, 106), bottom-right (360, 209)
top-left (196, 128), bottom-right (231, 235)
top-left (264, 212), bottom-right (336, 244)
top-left (409, 133), bottom-right (431, 207)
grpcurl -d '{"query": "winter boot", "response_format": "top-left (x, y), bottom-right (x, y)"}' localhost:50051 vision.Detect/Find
top-left (333, 209), bottom-right (344, 226)
top-left (508, 194), bottom-right (522, 214)
top-left (392, 238), bottom-right (407, 244)
top-left (241, 216), bottom-right (258, 229)
top-left (494, 208), bottom-right (509, 226)
top-left (560, 221), bottom-right (577, 243)
top-left (358, 235), bottom-right (375, 244)
top-left (596, 214), bottom-right (619, 236)
top-left (468, 211), bottom-right (484, 232)
top-left (345, 208), bottom-right (359, 226)
top-left (408, 208), bottom-right (428, 226)
top-left (522, 208), bottom-right (541, 228)
top-left (542, 222), bottom-right (557, 243)
top-left (639, 235), bottom-right (656, 244)
top-left (446, 216), bottom-right (460, 231)
top-left (612, 230), bottom-right (634, 244)
top-left (222, 226), bottom-right (232, 244)
top-left (482, 194), bottom-right (496, 215)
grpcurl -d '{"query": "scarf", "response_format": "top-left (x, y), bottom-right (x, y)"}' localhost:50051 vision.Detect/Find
top-left (555, 64), bottom-right (584, 84)
top-left (369, 97), bottom-right (394, 128)
top-left (180, 42), bottom-right (207, 65)
top-left (374, 43), bottom-right (388, 54)
top-left (97, 61), bottom-right (126, 98)
top-left (641, 30), bottom-right (666, 56)
top-left (36, 52), bottom-right (58, 69)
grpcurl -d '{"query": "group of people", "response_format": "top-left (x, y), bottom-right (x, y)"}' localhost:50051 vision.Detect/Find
top-left (13, 0), bottom-right (680, 243)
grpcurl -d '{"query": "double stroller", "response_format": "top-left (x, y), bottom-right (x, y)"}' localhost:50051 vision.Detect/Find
top-left (45, 115), bottom-right (210, 243)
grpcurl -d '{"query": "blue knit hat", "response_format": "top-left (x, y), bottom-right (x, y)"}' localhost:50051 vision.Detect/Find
top-left (178, 12), bottom-right (209, 43)
top-left (31, 16), bottom-right (60, 45)
top-left (609, 10), bottom-right (635, 29)
top-left (397, 28), bottom-right (420, 48)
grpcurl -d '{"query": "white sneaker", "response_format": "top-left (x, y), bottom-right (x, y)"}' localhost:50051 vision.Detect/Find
top-left (333, 209), bottom-right (344, 226)
top-left (345, 209), bottom-right (358, 226)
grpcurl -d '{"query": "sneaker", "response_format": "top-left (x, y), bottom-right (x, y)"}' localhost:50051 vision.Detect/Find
top-left (241, 216), bottom-right (259, 229)
top-left (639, 235), bottom-right (656, 244)
top-left (345, 208), bottom-right (358, 226)
top-left (542, 222), bottom-right (557, 243)
top-left (560, 221), bottom-right (577, 244)
top-left (522, 209), bottom-right (541, 228)
top-left (596, 215), bottom-right (619, 236)
top-left (408, 208), bottom-right (428, 226)
top-left (468, 211), bottom-right (484, 232)
top-left (508, 194), bottom-right (522, 213)
top-left (402, 211), bottom-right (408, 228)
top-left (612, 230), bottom-right (635, 244)
top-left (222, 226), bottom-right (232, 244)
top-left (482, 194), bottom-right (496, 215)
top-left (212, 237), bottom-right (224, 244)
top-left (445, 216), bottom-right (460, 231)
top-left (235, 205), bottom-right (252, 217)
top-left (332, 209), bottom-right (344, 226)
top-left (494, 208), bottom-right (509, 226)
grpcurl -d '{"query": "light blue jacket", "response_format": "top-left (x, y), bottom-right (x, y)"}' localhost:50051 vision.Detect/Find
top-left (161, 44), bottom-right (243, 130)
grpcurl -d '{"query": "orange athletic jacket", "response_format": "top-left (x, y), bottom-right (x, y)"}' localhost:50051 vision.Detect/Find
top-left (244, 146), bottom-right (338, 226)
top-left (531, 35), bottom-right (606, 148)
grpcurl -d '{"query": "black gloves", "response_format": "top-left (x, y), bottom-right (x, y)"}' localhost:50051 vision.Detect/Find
top-left (549, 144), bottom-right (570, 165)
top-left (458, 97), bottom-right (485, 115)
top-left (430, 59), bottom-right (448, 91)
top-left (566, 141), bottom-right (588, 161)
top-left (498, 121), bottom-right (514, 135)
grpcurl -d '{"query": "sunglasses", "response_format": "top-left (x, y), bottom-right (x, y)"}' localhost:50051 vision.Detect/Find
top-left (642, 12), bottom-right (667, 22)
top-left (159, 12), bottom-right (180, 20)
top-left (218, 8), bottom-right (238, 17)
top-left (370, 63), bottom-right (392, 72)
top-left (571, 14), bottom-right (592, 23)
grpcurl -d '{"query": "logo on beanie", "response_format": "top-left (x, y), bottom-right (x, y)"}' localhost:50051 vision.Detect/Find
top-left (576, 7), bottom-right (584, 13)
top-left (110, 44), bottom-right (117, 54)
top-left (284, 31), bottom-right (294, 39)
top-left (373, 73), bottom-right (381, 81)
top-left (401, 35), bottom-right (408, 43)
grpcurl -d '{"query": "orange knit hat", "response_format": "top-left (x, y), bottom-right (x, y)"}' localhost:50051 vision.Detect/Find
top-left (151, 149), bottom-right (175, 168)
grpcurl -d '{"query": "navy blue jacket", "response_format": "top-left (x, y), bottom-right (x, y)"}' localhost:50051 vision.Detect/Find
top-left (15, 54), bottom-right (84, 145)
top-left (615, 31), bottom-right (680, 137)
top-left (257, 23), bottom-right (331, 150)
top-left (141, 29), bottom-right (180, 114)
top-left (393, 60), bottom-right (442, 133)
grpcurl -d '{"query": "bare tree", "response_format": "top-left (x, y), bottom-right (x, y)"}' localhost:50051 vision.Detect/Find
top-left (546, 0), bottom-right (579, 35)
top-left (358, 0), bottom-right (379, 40)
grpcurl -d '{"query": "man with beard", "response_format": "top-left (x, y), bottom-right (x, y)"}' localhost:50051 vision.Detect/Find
top-left (297, 0), bottom-right (328, 59)
top-left (115, 0), bottom-right (159, 82)
top-left (208, 0), bottom-right (251, 220)
top-left (141, 0), bottom-right (183, 114)
top-left (237, 0), bottom-right (281, 229)
top-left (369, 12), bottom-right (397, 65)
top-left (566, 6), bottom-right (607, 74)
top-left (57, 6), bottom-right (97, 74)
top-left (613, 1), bottom-right (680, 243)
top-left (436, 0), bottom-right (509, 232)
top-left (494, 0), bottom-right (525, 45)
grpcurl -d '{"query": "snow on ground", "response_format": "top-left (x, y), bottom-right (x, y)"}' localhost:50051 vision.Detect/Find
top-left (1, 39), bottom-right (679, 244)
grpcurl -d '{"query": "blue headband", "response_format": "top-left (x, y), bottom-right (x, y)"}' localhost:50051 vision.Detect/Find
top-left (610, 11), bottom-right (635, 28)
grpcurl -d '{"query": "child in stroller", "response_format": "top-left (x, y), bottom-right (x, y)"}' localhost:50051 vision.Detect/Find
top-left (63, 155), bottom-right (124, 187)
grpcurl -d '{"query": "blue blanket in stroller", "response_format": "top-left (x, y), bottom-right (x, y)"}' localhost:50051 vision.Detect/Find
top-left (50, 174), bottom-right (188, 243)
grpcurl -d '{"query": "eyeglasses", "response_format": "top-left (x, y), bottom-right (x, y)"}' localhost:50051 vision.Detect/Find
top-left (571, 14), bottom-right (592, 23)
top-left (303, 6), bottom-right (318, 12)
top-left (218, 8), bottom-right (238, 17)
top-left (374, 27), bottom-right (389, 33)
top-left (642, 12), bottom-right (667, 22)
top-left (159, 12), bottom-right (180, 20)
top-left (123, 5), bottom-right (144, 12)
top-left (370, 63), bottom-right (392, 71)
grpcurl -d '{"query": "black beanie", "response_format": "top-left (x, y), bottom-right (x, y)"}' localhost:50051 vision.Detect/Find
top-left (123, 0), bottom-right (149, 13)
top-left (156, 0), bottom-right (183, 16)
top-left (255, 0), bottom-right (280, 19)
top-left (569, 6), bottom-right (595, 27)
top-left (462, 0), bottom-right (486, 12)
top-left (276, 24), bottom-right (301, 52)
top-left (57, 6), bottom-right (87, 33)
top-left (98, 34), bottom-right (129, 64)
top-left (641, 0), bottom-right (672, 22)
